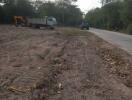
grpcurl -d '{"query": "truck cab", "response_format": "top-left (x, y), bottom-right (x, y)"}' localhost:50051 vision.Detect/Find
top-left (47, 17), bottom-right (57, 26)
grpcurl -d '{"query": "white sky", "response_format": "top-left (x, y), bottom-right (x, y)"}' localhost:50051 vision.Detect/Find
top-left (47, 0), bottom-right (101, 12)
top-left (76, 0), bottom-right (101, 12)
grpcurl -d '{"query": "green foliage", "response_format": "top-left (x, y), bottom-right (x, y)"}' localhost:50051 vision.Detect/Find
top-left (120, 0), bottom-right (132, 28)
top-left (0, 0), bottom-right (82, 26)
top-left (85, 0), bottom-right (132, 32)
top-left (127, 24), bottom-right (132, 34)
top-left (0, 6), bottom-right (4, 23)
top-left (37, 1), bottom-right (82, 26)
top-left (102, 2), bottom-right (123, 30)
top-left (1, 0), bottom-right (34, 23)
top-left (85, 8), bottom-right (105, 28)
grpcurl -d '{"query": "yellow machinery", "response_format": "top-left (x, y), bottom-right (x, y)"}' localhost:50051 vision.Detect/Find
top-left (14, 16), bottom-right (26, 26)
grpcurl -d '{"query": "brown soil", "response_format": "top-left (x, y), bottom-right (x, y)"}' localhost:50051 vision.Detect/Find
top-left (0, 25), bottom-right (132, 100)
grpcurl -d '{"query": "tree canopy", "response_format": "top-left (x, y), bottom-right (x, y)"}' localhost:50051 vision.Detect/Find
top-left (85, 0), bottom-right (132, 33)
top-left (0, 0), bottom-right (83, 26)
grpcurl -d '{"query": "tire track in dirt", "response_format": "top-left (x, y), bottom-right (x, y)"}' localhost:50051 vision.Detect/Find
top-left (0, 26), bottom-right (69, 100)
top-left (47, 31), bottom-right (132, 100)
top-left (0, 26), bottom-right (132, 100)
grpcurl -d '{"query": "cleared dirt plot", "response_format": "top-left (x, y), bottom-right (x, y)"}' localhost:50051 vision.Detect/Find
top-left (0, 25), bottom-right (132, 100)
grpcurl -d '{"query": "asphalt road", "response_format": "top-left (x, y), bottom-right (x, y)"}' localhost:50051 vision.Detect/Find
top-left (89, 28), bottom-right (132, 55)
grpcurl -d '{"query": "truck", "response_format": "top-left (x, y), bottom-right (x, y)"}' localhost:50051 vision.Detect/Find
top-left (14, 16), bottom-right (57, 29)
top-left (27, 16), bottom-right (57, 29)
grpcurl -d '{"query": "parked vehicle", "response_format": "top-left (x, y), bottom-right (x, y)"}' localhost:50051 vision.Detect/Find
top-left (14, 16), bottom-right (57, 29)
top-left (80, 21), bottom-right (89, 30)
top-left (14, 16), bottom-right (26, 27)
top-left (27, 16), bottom-right (57, 29)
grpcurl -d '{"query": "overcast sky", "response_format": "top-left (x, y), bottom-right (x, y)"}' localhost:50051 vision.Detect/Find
top-left (76, 0), bottom-right (101, 12)
top-left (49, 0), bottom-right (101, 12)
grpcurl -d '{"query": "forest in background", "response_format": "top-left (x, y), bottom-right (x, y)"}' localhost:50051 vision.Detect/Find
top-left (0, 0), bottom-right (82, 26)
top-left (0, 0), bottom-right (132, 33)
top-left (85, 0), bottom-right (132, 34)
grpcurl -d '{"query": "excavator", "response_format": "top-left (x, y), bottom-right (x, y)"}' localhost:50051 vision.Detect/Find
top-left (14, 16), bottom-right (26, 27)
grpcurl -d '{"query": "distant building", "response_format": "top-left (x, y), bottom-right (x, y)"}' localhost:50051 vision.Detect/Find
top-left (102, 0), bottom-right (124, 5)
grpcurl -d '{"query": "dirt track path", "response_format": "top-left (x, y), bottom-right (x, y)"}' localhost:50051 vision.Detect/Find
top-left (47, 30), bottom-right (132, 100)
top-left (0, 26), bottom-right (132, 100)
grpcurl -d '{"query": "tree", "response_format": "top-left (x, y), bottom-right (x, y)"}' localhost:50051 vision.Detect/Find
top-left (2, 0), bottom-right (34, 23)
top-left (38, 1), bottom-right (57, 17)
top-left (85, 8), bottom-right (105, 28)
top-left (15, 0), bottom-right (34, 16)
top-left (100, 0), bottom-right (105, 6)
top-left (0, 0), bottom-right (82, 26)
top-left (0, 6), bottom-right (4, 23)
top-left (56, 0), bottom-right (77, 5)
top-left (121, 0), bottom-right (132, 28)
top-left (102, 2), bottom-right (123, 30)
top-left (86, 1), bottom-right (123, 30)
top-left (37, 0), bottom-right (82, 26)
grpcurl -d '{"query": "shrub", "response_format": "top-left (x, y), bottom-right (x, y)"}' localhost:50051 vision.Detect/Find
top-left (127, 24), bottom-right (132, 35)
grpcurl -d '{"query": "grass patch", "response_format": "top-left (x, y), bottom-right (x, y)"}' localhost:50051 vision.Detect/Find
top-left (58, 28), bottom-right (89, 36)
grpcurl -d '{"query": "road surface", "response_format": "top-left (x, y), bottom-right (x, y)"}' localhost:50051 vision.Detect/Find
top-left (89, 28), bottom-right (132, 55)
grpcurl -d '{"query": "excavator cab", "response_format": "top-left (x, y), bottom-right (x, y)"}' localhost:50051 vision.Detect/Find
top-left (14, 16), bottom-right (26, 27)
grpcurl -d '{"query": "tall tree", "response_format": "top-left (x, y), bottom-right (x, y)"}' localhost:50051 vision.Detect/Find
top-left (121, 0), bottom-right (132, 28)
top-left (37, 0), bottom-right (82, 26)
top-left (3, 0), bottom-right (34, 23)
top-left (55, 0), bottom-right (80, 25)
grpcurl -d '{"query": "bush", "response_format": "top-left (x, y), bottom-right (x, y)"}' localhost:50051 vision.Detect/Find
top-left (127, 24), bottom-right (132, 35)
